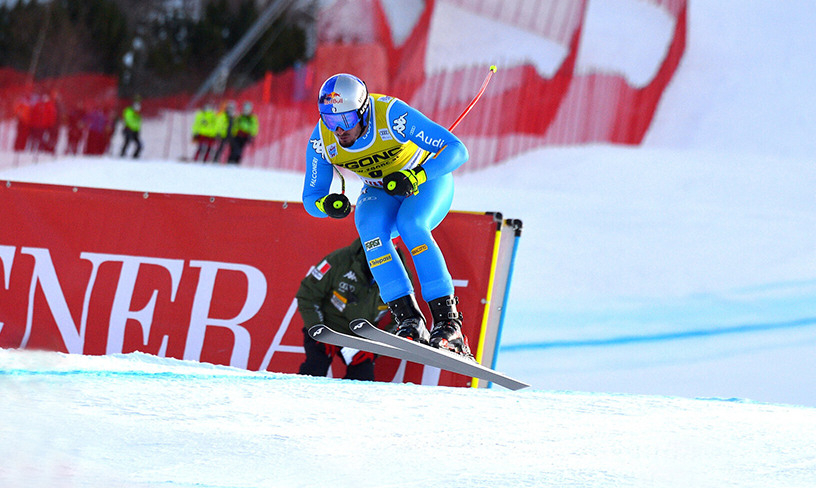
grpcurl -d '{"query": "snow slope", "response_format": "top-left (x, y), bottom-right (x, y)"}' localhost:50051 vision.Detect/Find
top-left (3, 349), bottom-right (816, 488)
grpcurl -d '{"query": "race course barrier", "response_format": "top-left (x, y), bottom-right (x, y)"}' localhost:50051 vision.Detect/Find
top-left (0, 181), bottom-right (519, 388)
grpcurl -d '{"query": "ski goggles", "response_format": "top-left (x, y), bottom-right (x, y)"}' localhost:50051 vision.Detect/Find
top-left (320, 110), bottom-right (362, 131)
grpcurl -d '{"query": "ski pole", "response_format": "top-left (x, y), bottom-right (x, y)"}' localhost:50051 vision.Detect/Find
top-left (333, 165), bottom-right (346, 194)
top-left (416, 64), bottom-right (498, 166)
top-left (448, 65), bottom-right (497, 132)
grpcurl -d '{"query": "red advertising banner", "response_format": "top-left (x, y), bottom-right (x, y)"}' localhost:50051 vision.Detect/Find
top-left (0, 181), bottom-right (501, 387)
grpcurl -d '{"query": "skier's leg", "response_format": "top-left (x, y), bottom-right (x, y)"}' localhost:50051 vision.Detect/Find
top-left (354, 186), bottom-right (429, 342)
top-left (395, 173), bottom-right (455, 302)
top-left (395, 173), bottom-right (470, 354)
top-left (354, 186), bottom-right (411, 302)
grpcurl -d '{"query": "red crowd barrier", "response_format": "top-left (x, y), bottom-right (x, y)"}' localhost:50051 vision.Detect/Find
top-left (0, 181), bottom-right (513, 387)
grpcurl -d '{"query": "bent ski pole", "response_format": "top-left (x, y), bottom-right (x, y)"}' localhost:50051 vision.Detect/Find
top-left (448, 65), bottom-right (497, 132)
top-left (416, 64), bottom-right (498, 166)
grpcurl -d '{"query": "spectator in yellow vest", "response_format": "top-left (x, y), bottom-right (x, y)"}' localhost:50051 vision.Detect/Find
top-left (227, 101), bottom-right (259, 165)
top-left (120, 99), bottom-right (142, 158)
top-left (211, 100), bottom-right (236, 163)
top-left (191, 102), bottom-right (218, 162)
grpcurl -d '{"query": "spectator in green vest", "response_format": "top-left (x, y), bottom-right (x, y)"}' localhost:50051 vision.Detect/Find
top-left (120, 99), bottom-right (142, 158)
top-left (211, 100), bottom-right (236, 163)
top-left (227, 101), bottom-right (259, 164)
top-left (191, 102), bottom-right (218, 162)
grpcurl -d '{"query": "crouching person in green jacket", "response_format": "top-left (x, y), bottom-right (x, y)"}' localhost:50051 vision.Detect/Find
top-left (297, 238), bottom-right (403, 381)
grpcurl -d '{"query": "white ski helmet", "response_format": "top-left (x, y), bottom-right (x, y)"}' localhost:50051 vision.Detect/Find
top-left (318, 73), bottom-right (370, 131)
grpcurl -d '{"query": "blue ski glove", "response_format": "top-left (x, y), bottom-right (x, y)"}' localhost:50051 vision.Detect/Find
top-left (383, 167), bottom-right (427, 197)
top-left (316, 193), bottom-right (351, 218)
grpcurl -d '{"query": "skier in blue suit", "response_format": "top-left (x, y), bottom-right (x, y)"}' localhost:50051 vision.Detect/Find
top-left (302, 73), bottom-right (471, 356)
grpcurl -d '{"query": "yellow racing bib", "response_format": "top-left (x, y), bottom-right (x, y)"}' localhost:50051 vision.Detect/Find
top-left (317, 94), bottom-right (428, 187)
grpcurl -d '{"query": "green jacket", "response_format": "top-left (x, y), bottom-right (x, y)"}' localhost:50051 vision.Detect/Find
top-left (234, 114), bottom-right (259, 138)
top-left (297, 239), bottom-right (392, 335)
top-left (215, 111), bottom-right (234, 138)
top-left (122, 106), bottom-right (141, 132)
top-left (192, 109), bottom-right (218, 138)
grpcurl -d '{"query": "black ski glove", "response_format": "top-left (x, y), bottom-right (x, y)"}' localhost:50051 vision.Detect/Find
top-left (383, 168), bottom-right (427, 197)
top-left (316, 193), bottom-right (351, 218)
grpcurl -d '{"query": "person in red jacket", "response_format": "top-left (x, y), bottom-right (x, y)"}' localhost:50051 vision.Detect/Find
top-left (12, 95), bottom-right (31, 152)
top-left (28, 94), bottom-right (47, 151)
top-left (40, 92), bottom-right (59, 154)
top-left (65, 101), bottom-right (87, 155)
top-left (83, 106), bottom-right (111, 156)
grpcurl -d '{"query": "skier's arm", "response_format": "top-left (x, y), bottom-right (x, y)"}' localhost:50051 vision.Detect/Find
top-left (387, 98), bottom-right (469, 181)
top-left (302, 124), bottom-right (338, 218)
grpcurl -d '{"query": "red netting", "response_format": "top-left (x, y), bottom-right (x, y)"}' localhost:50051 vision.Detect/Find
top-left (2, 0), bottom-right (687, 172)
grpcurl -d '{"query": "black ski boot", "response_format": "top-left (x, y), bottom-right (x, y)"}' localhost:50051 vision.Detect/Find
top-left (428, 295), bottom-right (472, 356)
top-left (387, 294), bottom-right (430, 344)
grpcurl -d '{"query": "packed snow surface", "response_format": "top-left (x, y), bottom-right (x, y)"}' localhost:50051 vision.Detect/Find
top-left (3, 349), bottom-right (816, 487)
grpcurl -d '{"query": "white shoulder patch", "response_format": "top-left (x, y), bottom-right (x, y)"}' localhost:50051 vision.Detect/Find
top-left (310, 138), bottom-right (325, 160)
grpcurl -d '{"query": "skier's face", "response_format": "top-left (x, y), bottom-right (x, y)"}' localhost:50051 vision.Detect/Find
top-left (334, 123), bottom-right (362, 147)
